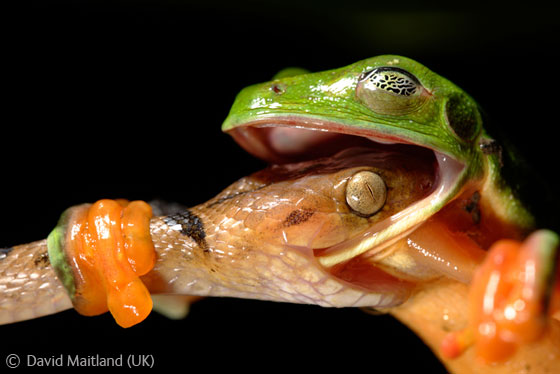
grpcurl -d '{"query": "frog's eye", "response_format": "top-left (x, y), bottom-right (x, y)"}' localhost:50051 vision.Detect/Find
top-left (345, 170), bottom-right (387, 217)
top-left (356, 67), bottom-right (428, 115)
top-left (444, 93), bottom-right (481, 142)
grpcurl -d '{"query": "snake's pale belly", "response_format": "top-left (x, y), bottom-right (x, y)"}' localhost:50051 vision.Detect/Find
top-left (0, 218), bottom-right (381, 325)
top-left (147, 215), bottom-right (389, 307)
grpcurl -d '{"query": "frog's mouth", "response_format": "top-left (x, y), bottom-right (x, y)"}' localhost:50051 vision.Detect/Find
top-left (227, 118), bottom-right (469, 307)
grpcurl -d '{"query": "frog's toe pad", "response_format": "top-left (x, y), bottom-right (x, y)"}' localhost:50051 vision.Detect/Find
top-left (151, 295), bottom-right (203, 320)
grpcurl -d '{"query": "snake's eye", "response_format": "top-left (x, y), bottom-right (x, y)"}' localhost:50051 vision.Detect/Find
top-left (356, 67), bottom-right (428, 115)
top-left (345, 171), bottom-right (387, 217)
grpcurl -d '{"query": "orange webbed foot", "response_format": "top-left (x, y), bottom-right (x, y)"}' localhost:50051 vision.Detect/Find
top-left (441, 230), bottom-right (559, 363)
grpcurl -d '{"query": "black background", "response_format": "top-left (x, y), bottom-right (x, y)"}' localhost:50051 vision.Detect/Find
top-left (3, 1), bottom-right (559, 372)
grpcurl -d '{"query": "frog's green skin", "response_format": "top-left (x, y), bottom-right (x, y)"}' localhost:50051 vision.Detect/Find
top-left (222, 54), bottom-right (535, 267)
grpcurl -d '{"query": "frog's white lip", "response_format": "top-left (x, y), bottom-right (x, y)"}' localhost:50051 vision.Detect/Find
top-left (228, 118), bottom-right (467, 268)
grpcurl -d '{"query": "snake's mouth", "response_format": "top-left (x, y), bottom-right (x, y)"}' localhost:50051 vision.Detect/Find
top-left (227, 118), bottom-right (468, 307)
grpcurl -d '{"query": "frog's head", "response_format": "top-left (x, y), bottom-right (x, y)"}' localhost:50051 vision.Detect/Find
top-left (222, 55), bottom-right (486, 270)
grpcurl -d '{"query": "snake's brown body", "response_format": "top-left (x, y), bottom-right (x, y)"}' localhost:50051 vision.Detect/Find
top-left (0, 240), bottom-right (71, 324)
top-left (1, 148), bottom-right (430, 324)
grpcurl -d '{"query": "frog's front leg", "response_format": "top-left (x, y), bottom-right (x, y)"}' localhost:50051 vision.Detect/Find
top-left (454, 230), bottom-right (559, 363)
top-left (391, 230), bottom-right (559, 373)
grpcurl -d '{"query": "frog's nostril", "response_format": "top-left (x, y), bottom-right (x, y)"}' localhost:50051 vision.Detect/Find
top-left (270, 83), bottom-right (285, 94)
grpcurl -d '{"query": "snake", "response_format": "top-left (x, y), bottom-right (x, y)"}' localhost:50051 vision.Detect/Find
top-left (1, 146), bottom-right (434, 323)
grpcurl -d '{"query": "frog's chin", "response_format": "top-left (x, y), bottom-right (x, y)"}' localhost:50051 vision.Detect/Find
top-left (227, 119), bottom-right (469, 295)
